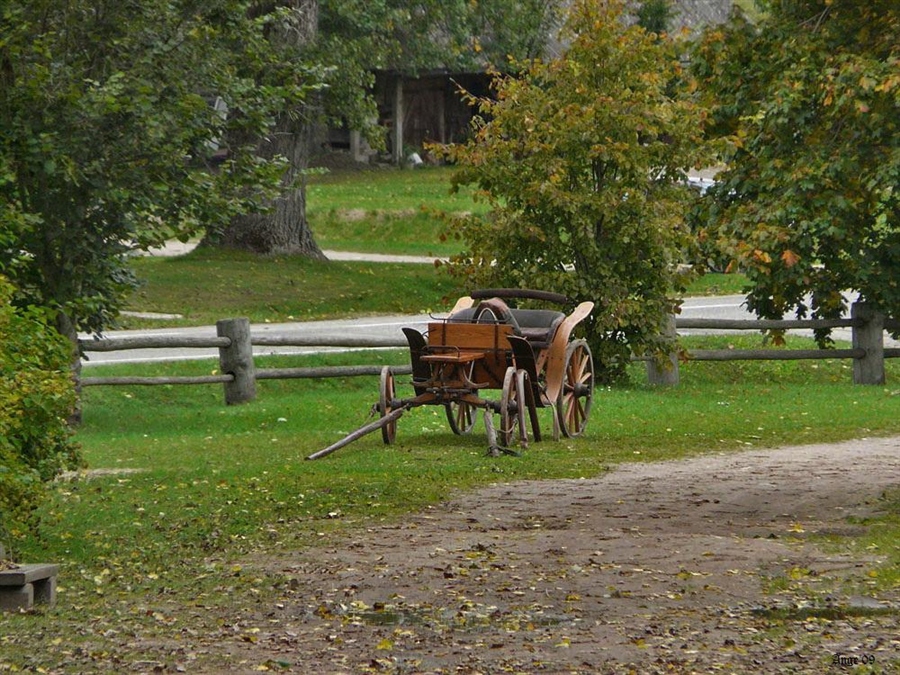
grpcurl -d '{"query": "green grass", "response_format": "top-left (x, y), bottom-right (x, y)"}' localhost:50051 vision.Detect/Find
top-left (33, 341), bottom-right (900, 572)
top-left (2, 338), bottom-right (898, 670)
top-left (309, 208), bottom-right (461, 257)
top-left (27, 341), bottom-right (900, 577)
top-left (123, 247), bottom-right (462, 328)
top-left (306, 166), bottom-right (483, 257)
top-left (306, 165), bottom-right (484, 215)
top-left (684, 270), bottom-right (747, 296)
top-left (123, 247), bottom-right (747, 329)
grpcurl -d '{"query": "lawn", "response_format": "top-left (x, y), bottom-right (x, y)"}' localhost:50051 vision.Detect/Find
top-left (2, 165), bottom-right (897, 671)
top-left (13, 341), bottom-right (900, 570)
top-left (125, 248), bottom-right (463, 328)
top-left (123, 247), bottom-right (747, 329)
top-left (118, 164), bottom-right (748, 328)
top-left (306, 165), bottom-right (485, 257)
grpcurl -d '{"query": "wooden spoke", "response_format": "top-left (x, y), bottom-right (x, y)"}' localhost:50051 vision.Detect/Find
top-left (500, 367), bottom-right (528, 448)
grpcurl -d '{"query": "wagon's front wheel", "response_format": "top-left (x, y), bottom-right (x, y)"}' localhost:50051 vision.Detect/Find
top-left (446, 401), bottom-right (476, 435)
top-left (500, 367), bottom-right (528, 448)
top-left (557, 339), bottom-right (594, 438)
top-left (379, 366), bottom-right (397, 444)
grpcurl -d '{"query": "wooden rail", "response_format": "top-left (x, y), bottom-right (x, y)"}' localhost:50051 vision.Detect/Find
top-left (644, 302), bottom-right (895, 386)
top-left (77, 303), bottom-right (897, 403)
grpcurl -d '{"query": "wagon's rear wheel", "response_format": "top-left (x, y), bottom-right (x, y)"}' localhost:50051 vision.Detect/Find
top-left (379, 366), bottom-right (397, 444)
top-left (446, 401), bottom-right (476, 435)
top-left (500, 367), bottom-right (527, 448)
top-left (557, 339), bottom-right (594, 438)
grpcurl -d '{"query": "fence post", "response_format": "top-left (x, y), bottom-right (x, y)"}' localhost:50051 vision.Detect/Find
top-left (647, 314), bottom-right (679, 386)
top-left (217, 318), bottom-right (257, 404)
top-left (851, 302), bottom-right (885, 385)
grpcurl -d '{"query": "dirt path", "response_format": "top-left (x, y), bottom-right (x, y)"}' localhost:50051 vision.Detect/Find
top-left (239, 438), bottom-right (900, 674)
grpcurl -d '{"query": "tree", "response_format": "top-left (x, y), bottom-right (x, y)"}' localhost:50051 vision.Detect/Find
top-left (212, 0), bottom-right (328, 256)
top-left (318, 0), bottom-right (563, 76)
top-left (692, 0), bottom-right (900, 342)
top-left (0, 0), bottom-right (319, 348)
top-left (441, 0), bottom-right (711, 382)
top-left (637, 0), bottom-right (674, 35)
top-left (216, 0), bottom-right (566, 255)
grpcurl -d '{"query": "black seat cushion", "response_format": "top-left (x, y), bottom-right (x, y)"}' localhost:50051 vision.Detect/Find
top-left (510, 309), bottom-right (565, 348)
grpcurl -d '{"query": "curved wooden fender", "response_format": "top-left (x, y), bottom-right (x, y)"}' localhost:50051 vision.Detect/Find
top-left (543, 301), bottom-right (594, 404)
top-left (449, 295), bottom-right (475, 315)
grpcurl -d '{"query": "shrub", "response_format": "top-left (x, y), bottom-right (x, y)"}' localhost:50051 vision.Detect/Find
top-left (0, 275), bottom-right (82, 555)
top-left (440, 0), bottom-right (711, 382)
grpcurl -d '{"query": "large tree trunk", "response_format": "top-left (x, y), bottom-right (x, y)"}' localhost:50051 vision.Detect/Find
top-left (216, 0), bottom-right (325, 258)
top-left (219, 114), bottom-right (326, 258)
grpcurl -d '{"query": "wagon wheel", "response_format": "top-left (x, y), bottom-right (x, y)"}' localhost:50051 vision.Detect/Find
top-left (379, 366), bottom-right (397, 444)
top-left (556, 339), bottom-right (594, 438)
top-left (500, 367), bottom-right (528, 448)
top-left (446, 401), bottom-right (476, 435)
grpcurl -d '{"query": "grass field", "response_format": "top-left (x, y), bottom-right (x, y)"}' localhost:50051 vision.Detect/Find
top-left (1, 165), bottom-right (897, 671)
top-left (122, 163), bottom-right (749, 329)
top-left (306, 165), bottom-right (484, 257)
top-left (21, 341), bottom-right (900, 571)
top-left (124, 247), bottom-right (748, 329)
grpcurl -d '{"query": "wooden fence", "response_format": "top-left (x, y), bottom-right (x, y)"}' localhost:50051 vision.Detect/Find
top-left (79, 303), bottom-right (898, 403)
top-left (647, 303), bottom-right (899, 386)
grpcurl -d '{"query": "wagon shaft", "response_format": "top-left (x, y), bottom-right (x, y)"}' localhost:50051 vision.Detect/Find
top-left (306, 405), bottom-right (408, 460)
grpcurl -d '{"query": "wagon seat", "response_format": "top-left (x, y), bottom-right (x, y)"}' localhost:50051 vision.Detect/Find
top-left (510, 309), bottom-right (566, 352)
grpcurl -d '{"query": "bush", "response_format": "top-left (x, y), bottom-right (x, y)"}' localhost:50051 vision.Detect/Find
top-left (0, 275), bottom-right (82, 555)
top-left (440, 0), bottom-right (711, 382)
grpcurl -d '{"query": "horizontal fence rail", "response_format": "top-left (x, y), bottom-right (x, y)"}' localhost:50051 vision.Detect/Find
top-left (78, 303), bottom-right (897, 402)
top-left (81, 374), bottom-right (234, 387)
top-left (675, 318), bottom-right (856, 330)
top-left (687, 348), bottom-right (866, 361)
top-left (80, 335), bottom-right (232, 351)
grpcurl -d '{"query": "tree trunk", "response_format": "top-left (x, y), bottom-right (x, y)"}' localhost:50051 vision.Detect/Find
top-left (219, 115), bottom-right (326, 258)
top-left (55, 310), bottom-right (83, 425)
top-left (215, 0), bottom-right (325, 258)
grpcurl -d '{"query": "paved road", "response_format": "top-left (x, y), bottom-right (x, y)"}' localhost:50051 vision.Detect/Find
top-left (84, 294), bottom-right (896, 366)
top-left (86, 242), bottom-right (896, 364)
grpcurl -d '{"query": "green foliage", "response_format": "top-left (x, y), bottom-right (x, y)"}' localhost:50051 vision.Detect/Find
top-left (313, 0), bottom-right (566, 149)
top-left (637, 0), bottom-right (673, 35)
top-left (692, 1), bottom-right (900, 342)
top-left (0, 0), bottom-right (320, 338)
top-left (319, 0), bottom-right (564, 76)
top-left (440, 0), bottom-right (712, 381)
top-left (0, 276), bottom-right (82, 553)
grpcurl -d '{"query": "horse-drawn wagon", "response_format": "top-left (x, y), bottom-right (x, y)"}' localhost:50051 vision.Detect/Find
top-left (307, 289), bottom-right (594, 459)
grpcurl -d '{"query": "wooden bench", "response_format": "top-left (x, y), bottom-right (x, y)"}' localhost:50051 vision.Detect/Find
top-left (0, 563), bottom-right (58, 611)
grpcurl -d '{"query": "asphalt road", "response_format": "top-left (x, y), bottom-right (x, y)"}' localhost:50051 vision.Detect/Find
top-left (82, 293), bottom-right (896, 366)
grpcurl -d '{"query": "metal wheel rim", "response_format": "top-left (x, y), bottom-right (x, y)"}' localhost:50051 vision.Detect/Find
top-left (379, 366), bottom-right (397, 444)
top-left (557, 340), bottom-right (594, 438)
